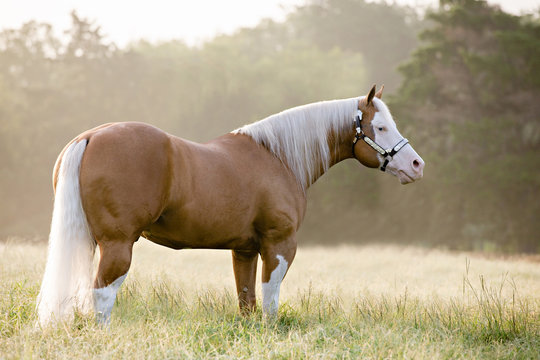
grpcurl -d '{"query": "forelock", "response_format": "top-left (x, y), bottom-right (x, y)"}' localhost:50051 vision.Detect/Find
top-left (372, 97), bottom-right (396, 127)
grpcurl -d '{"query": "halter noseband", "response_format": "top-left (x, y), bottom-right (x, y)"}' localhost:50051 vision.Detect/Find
top-left (352, 109), bottom-right (409, 172)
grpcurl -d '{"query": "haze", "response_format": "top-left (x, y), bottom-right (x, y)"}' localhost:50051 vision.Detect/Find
top-left (0, 0), bottom-right (538, 46)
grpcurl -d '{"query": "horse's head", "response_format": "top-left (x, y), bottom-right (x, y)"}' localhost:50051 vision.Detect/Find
top-left (352, 85), bottom-right (424, 184)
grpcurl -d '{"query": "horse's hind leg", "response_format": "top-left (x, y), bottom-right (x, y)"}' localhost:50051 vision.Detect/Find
top-left (232, 250), bottom-right (258, 314)
top-left (93, 238), bottom-right (135, 324)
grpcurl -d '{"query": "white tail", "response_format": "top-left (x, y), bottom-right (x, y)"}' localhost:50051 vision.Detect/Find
top-left (37, 140), bottom-right (96, 326)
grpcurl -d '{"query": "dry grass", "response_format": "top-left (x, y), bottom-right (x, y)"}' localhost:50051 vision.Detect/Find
top-left (1, 240), bottom-right (539, 359)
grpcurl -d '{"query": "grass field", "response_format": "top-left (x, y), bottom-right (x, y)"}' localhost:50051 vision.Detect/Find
top-left (1, 240), bottom-right (539, 359)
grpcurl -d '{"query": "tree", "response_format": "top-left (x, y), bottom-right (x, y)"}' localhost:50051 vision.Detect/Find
top-left (286, 0), bottom-right (422, 91)
top-left (391, 0), bottom-right (540, 252)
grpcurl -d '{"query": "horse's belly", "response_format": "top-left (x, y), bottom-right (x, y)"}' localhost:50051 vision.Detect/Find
top-left (141, 217), bottom-right (259, 251)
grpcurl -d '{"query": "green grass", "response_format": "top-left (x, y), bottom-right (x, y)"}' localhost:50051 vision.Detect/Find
top-left (1, 241), bottom-right (539, 359)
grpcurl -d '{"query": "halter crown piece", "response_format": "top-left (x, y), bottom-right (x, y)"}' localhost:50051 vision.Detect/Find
top-left (352, 109), bottom-right (409, 172)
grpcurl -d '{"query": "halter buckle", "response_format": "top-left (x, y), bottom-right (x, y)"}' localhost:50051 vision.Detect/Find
top-left (355, 110), bottom-right (363, 135)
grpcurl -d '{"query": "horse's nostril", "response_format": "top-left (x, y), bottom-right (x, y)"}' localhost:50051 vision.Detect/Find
top-left (413, 159), bottom-right (420, 168)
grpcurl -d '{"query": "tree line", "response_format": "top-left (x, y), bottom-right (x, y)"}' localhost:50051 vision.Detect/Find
top-left (0, 0), bottom-right (538, 252)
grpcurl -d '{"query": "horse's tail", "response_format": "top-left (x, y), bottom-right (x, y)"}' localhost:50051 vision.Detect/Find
top-left (37, 139), bottom-right (96, 326)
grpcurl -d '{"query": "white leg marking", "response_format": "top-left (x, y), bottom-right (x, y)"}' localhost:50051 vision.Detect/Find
top-left (262, 254), bottom-right (288, 316)
top-left (93, 273), bottom-right (127, 324)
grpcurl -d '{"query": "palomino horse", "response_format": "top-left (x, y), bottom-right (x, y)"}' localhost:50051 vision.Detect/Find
top-left (37, 85), bottom-right (424, 325)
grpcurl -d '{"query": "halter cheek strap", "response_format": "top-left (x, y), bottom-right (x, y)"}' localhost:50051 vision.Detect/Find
top-left (352, 110), bottom-right (409, 172)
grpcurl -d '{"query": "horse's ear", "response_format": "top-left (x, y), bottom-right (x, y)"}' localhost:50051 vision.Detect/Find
top-left (375, 84), bottom-right (384, 99)
top-left (367, 84), bottom-right (376, 105)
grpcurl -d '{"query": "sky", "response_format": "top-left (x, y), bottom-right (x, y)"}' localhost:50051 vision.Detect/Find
top-left (0, 0), bottom-right (538, 47)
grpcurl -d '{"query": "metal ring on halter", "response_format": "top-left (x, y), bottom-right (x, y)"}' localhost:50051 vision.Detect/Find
top-left (352, 110), bottom-right (409, 172)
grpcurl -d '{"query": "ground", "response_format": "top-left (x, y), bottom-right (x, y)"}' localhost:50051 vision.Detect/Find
top-left (1, 240), bottom-right (539, 359)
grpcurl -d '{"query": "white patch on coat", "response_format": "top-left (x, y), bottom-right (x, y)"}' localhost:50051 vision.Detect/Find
top-left (261, 254), bottom-right (289, 316)
top-left (94, 273), bottom-right (127, 324)
top-left (371, 98), bottom-right (424, 182)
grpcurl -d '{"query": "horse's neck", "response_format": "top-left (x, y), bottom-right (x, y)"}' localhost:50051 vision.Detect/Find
top-left (282, 100), bottom-right (357, 189)
top-left (234, 97), bottom-right (358, 191)
top-left (306, 124), bottom-right (355, 187)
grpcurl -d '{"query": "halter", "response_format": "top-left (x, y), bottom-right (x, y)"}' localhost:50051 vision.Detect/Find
top-left (352, 109), bottom-right (409, 172)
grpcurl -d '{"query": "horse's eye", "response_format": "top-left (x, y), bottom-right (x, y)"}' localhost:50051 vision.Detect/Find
top-left (378, 127), bottom-right (383, 131)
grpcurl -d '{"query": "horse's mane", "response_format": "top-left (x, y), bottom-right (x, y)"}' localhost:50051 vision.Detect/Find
top-left (232, 97), bottom-right (359, 191)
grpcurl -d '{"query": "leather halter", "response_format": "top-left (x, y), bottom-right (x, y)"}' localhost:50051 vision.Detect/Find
top-left (352, 109), bottom-right (409, 172)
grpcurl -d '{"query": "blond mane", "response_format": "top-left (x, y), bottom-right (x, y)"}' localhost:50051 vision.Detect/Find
top-left (232, 98), bottom-right (359, 191)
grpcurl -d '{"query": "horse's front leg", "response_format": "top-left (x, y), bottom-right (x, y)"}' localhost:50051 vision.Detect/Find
top-left (260, 236), bottom-right (297, 317)
top-left (231, 250), bottom-right (258, 314)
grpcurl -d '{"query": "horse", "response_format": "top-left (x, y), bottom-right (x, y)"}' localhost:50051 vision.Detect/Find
top-left (37, 85), bottom-right (424, 325)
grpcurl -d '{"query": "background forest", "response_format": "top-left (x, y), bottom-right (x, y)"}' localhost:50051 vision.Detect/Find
top-left (1, 0), bottom-right (538, 253)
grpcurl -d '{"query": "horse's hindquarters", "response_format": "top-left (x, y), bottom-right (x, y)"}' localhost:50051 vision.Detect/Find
top-left (73, 123), bottom-right (175, 324)
top-left (79, 122), bottom-right (173, 242)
